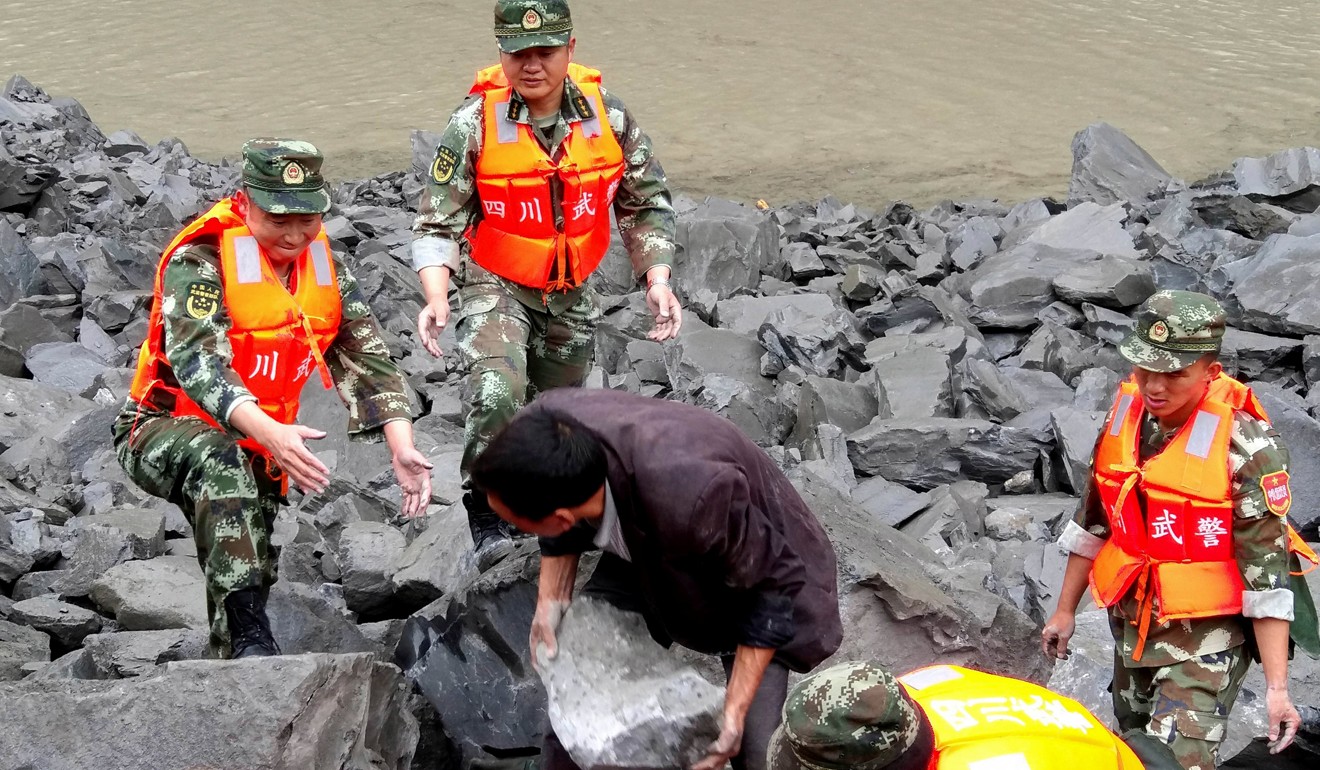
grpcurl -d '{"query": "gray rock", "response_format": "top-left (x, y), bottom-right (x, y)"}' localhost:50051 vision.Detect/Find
top-left (0, 302), bottom-right (73, 377)
top-left (1052, 255), bottom-right (1156, 308)
top-left (538, 598), bottom-right (722, 770)
top-left (11, 570), bottom-right (66, 600)
top-left (948, 216), bottom-right (1001, 272)
top-left (786, 375), bottom-right (881, 454)
top-left (1051, 408), bottom-right (1105, 494)
top-left (0, 142), bottom-right (57, 214)
top-left (783, 242), bottom-right (831, 281)
top-left (869, 347), bottom-right (953, 419)
top-left (9, 596), bottom-right (102, 648)
top-left (983, 506), bottom-right (1046, 543)
top-left (1215, 234), bottom-right (1320, 336)
top-left (0, 373), bottom-right (98, 453)
top-left (1068, 122), bottom-right (1175, 207)
top-left (1219, 328), bottom-right (1303, 382)
top-left (1072, 367), bottom-right (1124, 411)
top-left (1191, 193), bottom-right (1293, 240)
top-left (391, 503), bottom-right (473, 608)
top-left (713, 293), bottom-right (835, 336)
top-left (841, 263), bottom-right (888, 301)
top-left (268, 580), bottom-right (381, 656)
top-left (1024, 202), bottom-right (1141, 258)
top-left (985, 494), bottom-right (1078, 537)
top-left (956, 358), bottom-right (1029, 422)
top-left (1234, 146), bottom-right (1320, 211)
top-left (797, 472), bottom-right (1050, 682)
top-left (1036, 300), bottom-right (1086, 330)
top-left (674, 198), bottom-right (780, 301)
top-left (0, 653), bottom-right (418, 770)
top-left (900, 481), bottom-right (988, 550)
top-left (397, 539), bottom-right (547, 764)
top-left (758, 306), bottom-right (865, 379)
top-left (1081, 302), bottom-right (1137, 345)
top-left (1045, 609), bottom-right (1115, 724)
top-left (88, 556), bottom-right (207, 631)
top-left (848, 417), bottom-right (1051, 489)
top-left (337, 521), bottom-right (406, 618)
top-left (960, 243), bottom-right (1096, 329)
top-left (851, 476), bottom-right (930, 528)
top-left (665, 329), bottom-right (785, 444)
top-left (79, 628), bottom-right (211, 678)
top-left (53, 509), bottom-right (168, 597)
top-left (0, 617), bottom-right (49, 680)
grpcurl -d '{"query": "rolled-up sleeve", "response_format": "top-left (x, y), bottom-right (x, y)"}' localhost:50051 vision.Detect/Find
top-left (411, 96), bottom-right (484, 274)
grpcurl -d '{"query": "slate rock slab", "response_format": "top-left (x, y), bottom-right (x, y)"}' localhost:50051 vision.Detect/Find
top-left (88, 556), bottom-right (207, 631)
top-left (538, 597), bottom-right (722, 770)
top-left (1068, 122), bottom-right (1174, 207)
top-left (0, 653), bottom-right (418, 770)
top-left (10, 596), bottom-right (102, 648)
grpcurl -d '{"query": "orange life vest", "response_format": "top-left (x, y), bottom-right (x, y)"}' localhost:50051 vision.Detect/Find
top-left (466, 63), bottom-right (625, 292)
top-left (1088, 374), bottom-right (1318, 660)
top-left (128, 198), bottom-right (341, 457)
top-left (896, 665), bottom-right (1143, 769)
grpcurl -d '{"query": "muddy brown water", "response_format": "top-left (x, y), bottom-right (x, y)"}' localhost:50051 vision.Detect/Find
top-left (3, 0), bottom-right (1319, 207)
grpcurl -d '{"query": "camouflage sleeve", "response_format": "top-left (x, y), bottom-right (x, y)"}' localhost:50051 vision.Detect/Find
top-left (326, 256), bottom-right (415, 441)
top-left (159, 244), bottom-right (257, 432)
top-left (1229, 412), bottom-right (1294, 620)
top-left (1059, 432), bottom-right (1110, 559)
top-left (410, 95), bottom-right (484, 274)
top-left (600, 86), bottom-right (677, 281)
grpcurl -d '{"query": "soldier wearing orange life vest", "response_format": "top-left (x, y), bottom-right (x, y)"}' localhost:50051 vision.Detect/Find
top-left (114, 139), bottom-right (433, 658)
top-left (410, 0), bottom-right (682, 570)
top-left (767, 660), bottom-right (1180, 770)
top-left (1042, 290), bottom-right (1320, 770)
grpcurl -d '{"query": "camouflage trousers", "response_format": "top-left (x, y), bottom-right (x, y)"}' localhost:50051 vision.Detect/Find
top-left (113, 408), bottom-right (282, 657)
top-left (454, 276), bottom-right (600, 531)
top-left (1113, 645), bottom-right (1251, 770)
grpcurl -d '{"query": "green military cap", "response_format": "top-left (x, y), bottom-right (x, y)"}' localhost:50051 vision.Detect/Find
top-left (240, 138), bottom-right (331, 215)
top-left (1118, 289), bottom-right (1226, 373)
top-left (494, 0), bottom-right (573, 53)
top-left (768, 661), bottom-right (923, 770)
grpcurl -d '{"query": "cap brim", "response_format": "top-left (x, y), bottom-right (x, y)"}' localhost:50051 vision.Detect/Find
top-left (497, 32), bottom-right (571, 53)
top-left (766, 726), bottom-right (801, 770)
top-left (247, 185), bottom-right (331, 215)
top-left (1118, 333), bottom-right (1206, 373)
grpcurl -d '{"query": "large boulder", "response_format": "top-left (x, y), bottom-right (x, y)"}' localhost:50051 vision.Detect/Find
top-left (713, 293), bottom-right (835, 336)
top-left (1216, 234), bottom-right (1320, 336)
top-left (0, 617), bottom-right (49, 680)
top-left (848, 417), bottom-right (1051, 489)
top-left (960, 243), bottom-right (1097, 329)
top-left (0, 653), bottom-right (418, 770)
top-left (1052, 255), bottom-right (1156, 309)
top-left (665, 328), bottom-right (786, 444)
top-left (1067, 123), bottom-right (1174, 207)
top-left (1234, 146), bottom-right (1320, 212)
top-left (337, 521), bottom-right (407, 619)
top-left (795, 471), bottom-right (1051, 682)
top-left (88, 556), bottom-right (207, 631)
top-left (0, 374), bottom-right (98, 453)
top-left (538, 598), bottom-right (722, 770)
top-left (9, 596), bottom-right (102, 648)
top-left (674, 198), bottom-right (779, 301)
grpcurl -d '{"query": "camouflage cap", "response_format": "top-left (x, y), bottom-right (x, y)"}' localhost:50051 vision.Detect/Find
top-left (495, 0), bottom-right (573, 53)
top-left (767, 662), bottom-right (922, 770)
top-left (240, 138), bottom-right (331, 215)
top-left (1118, 289), bottom-right (1226, 373)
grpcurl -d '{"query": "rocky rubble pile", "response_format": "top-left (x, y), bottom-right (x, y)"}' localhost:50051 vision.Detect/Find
top-left (3, 76), bottom-right (1320, 768)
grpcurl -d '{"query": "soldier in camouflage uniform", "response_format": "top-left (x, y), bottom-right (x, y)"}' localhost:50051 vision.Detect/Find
top-left (1043, 290), bottom-right (1320, 769)
top-left (766, 660), bottom-right (1178, 769)
top-left (411, 0), bottom-right (682, 569)
top-left (115, 139), bottom-right (433, 658)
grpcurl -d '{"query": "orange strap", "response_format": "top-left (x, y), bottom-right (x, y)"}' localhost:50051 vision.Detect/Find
top-left (1289, 527), bottom-right (1319, 576)
top-left (297, 314), bottom-right (334, 390)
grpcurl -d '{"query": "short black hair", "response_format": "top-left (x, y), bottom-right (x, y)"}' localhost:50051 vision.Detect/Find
top-left (470, 409), bottom-right (607, 521)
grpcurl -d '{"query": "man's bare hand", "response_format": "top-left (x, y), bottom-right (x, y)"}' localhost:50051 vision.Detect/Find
top-left (417, 299), bottom-right (451, 358)
top-left (257, 422), bottom-right (329, 494)
top-left (1041, 611), bottom-right (1075, 660)
top-left (1267, 687), bottom-right (1300, 754)
top-left (530, 599), bottom-right (569, 670)
top-left (391, 446), bottom-right (434, 518)
top-left (645, 284), bottom-right (683, 341)
top-left (692, 713), bottom-right (743, 770)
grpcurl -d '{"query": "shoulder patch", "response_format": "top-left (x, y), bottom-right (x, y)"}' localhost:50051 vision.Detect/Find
top-left (431, 145), bottom-right (459, 185)
top-left (1261, 470), bottom-right (1292, 516)
top-left (184, 281), bottom-right (221, 320)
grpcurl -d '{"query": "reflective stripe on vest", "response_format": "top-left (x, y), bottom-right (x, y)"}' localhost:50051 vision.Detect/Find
top-left (897, 665), bottom-right (1141, 769)
top-left (128, 198), bottom-right (342, 458)
top-left (467, 64), bottom-right (625, 292)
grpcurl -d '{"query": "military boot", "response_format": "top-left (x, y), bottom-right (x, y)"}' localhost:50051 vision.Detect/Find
top-left (466, 489), bottom-right (515, 572)
top-left (225, 587), bottom-right (281, 659)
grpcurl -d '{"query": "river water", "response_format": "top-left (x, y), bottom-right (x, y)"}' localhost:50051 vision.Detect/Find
top-left (3, 0), bottom-right (1318, 206)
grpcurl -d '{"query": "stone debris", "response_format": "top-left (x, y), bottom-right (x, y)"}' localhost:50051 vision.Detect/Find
top-left (538, 597), bottom-right (722, 770)
top-left (3, 78), bottom-right (1320, 767)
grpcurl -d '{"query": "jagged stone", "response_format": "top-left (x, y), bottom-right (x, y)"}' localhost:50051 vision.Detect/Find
top-left (9, 596), bottom-right (102, 648)
top-left (1052, 255), bottom-right (1156, 308)
top-left (674, 198), bottom-right (779, 301)
top-left (1051, 408), bottom-right (1106, 494)
top-left (1068, 123), bottom-right (1174, 207)
top-left (851, 475), bottom-right (930, 528)
top-left (960, 243), bottom-right (1095, 329)
top-left (796, 472), bottom-right (1050, 682)
top-left (0, 302), bottom-right (73, 377)
top-left (983, 506), bottom-right (1047, 543)
top-left (783, 242), bottom-right (831, 281)
top-left (1234, 146), bottom-right (1320, 212)
top-left (73, 628), bottom-right (211, 678)
top-left (1215, 233), bottom-right (1320, 336)
top-left (88, 556), bottom-right (207, 631)
top-left (665, 329), bottom-right (786, 444)
top-left (713, 293), bottom-right (835, 336)
top-left (397, 539), bottom-right (547, 765)
top-left (0, 617), bottom-right (49, 680)
top-left (1191, 193), bottom-right (1294, 240)
top-left (1219, 328), bottom-right (1302, 382)
top-left (956, 358), bottom-right (1028, 422)
top-left (0, 373), bottom-right (99, 453)
top-left (1023, 201), bottom-right (1141, 257)
top-left (391, 503), bottom-right (472, 608)
top-left (786, 376), bottom-right (882, 454)
top-left (538, 597), bottom-right (722, 770)
top-left (900, 481), bottom-right (988, 550)
top-left (0, 653), bottom-right (418, 770)
top-left (868, 347), bottom-right (953, 419)
top-left (1036, 300), bottom-right (1086, 330)
top-left (848, 417), bottom-right (1051, 489)
top-left (337, 521), bottom-right (407, 619)
top-left (267, 580), bottom-right (381, 656)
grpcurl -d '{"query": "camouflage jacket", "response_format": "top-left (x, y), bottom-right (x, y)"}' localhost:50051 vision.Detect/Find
top-left (411, 75), bottom-right (676, 314)
top-left (120, 240), bottom-right (413, 442)
top-left (1062, 409), bottom-right (1295, 667)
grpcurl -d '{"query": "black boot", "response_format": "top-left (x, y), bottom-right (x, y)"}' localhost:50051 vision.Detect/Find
top-left (225, 587), bottom-right (281, 659)
top-left (465, 489), bottom-right (514, 572)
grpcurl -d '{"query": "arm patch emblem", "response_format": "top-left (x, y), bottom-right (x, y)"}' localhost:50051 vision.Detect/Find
top-left (185, 281), bottom-right (221, 320)
top-left (431, 145), bottom-right (459, 185)
top-left (1261, 470), bottom-right (1292, 516)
